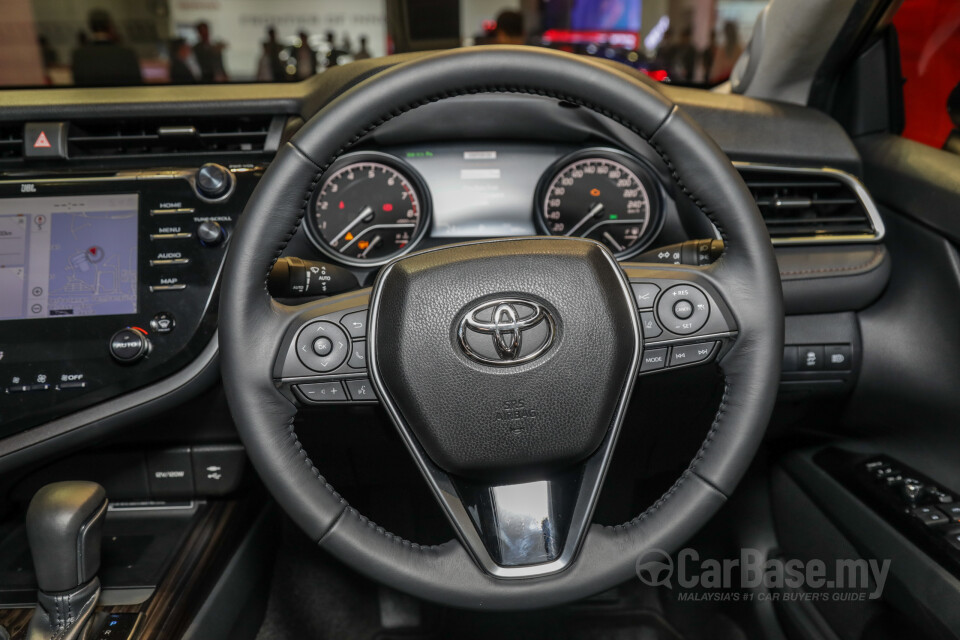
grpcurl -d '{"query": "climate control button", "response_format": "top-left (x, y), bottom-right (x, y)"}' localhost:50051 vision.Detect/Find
top-left (110, 328), bottom-right (150, 364)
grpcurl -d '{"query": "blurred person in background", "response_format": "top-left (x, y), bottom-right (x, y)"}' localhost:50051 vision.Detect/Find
top-left (354, 35), bottom-right (372, 60)
top-left (168, 38), bottom-right (198, 84)
top-left (259, 26), bottom-right (285, 81)
top-left (494, 10), bottom-right (525, 45)
top-left (38, 36), bottom-right (57, 68)
top-left (323, 31), bottom-right (348, 68)
top-left (194, 21), bottom-right (228, 82)
top-left (295, 31), bottom-right (318, 78)
top-left (72, 9), bottom-right (142, 86)
top-left (709, 20), bottom-right (743, 83)
top-left (670, 27), bottom-right (697, 82)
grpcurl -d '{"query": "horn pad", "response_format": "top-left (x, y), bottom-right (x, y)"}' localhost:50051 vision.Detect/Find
top-left (369, 238), bottom-right (640, 482)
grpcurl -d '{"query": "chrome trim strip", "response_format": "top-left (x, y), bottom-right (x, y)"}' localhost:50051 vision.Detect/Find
top-left (732, 162), bottom-right (885, 245)
top-left (365, 237), bottom-right (642, 579)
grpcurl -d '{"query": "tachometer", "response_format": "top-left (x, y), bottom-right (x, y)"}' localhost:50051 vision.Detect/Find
top-left (536, 150), bottom-right (661, 259)
top-left (306, 153), bottom-right (430, 266)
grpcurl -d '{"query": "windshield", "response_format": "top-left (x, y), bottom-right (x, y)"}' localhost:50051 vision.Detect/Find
top-left (0, 0), bottom-right (767, 89)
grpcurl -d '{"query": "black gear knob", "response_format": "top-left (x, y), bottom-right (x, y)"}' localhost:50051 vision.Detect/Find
top-left (26, 481), bottom-right (107, 593)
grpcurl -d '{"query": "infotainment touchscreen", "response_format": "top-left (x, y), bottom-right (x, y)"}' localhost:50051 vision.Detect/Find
top-left (0, 194), bottom-right (139, 320)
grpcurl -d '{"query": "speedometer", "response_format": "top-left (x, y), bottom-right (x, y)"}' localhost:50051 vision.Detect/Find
top-left (536, 149), bottom-right (661, 259)
top-left (306, 152), bottom-right (430, 266)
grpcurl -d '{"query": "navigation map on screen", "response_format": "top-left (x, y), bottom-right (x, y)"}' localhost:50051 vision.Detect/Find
top-left (0, 194), bottom-right (139, 320)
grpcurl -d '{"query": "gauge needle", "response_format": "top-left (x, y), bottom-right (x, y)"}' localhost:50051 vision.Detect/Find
top-left (360, 235), bottom-right (382, 258)
top-left (565, 202), bottom-right (605, 237)
top-left (331, 206), bottom-right (374, 247)
top-left (602, 231), bottom-right (625, 252)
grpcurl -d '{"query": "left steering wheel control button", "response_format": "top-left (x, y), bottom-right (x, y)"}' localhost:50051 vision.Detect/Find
top-left (296, 321), bottom-right (350, 372)
top-left (639, 312), bottom-right (662, 339)
top-left (631, 282), bottom-right (660, 309)
top-left (657, 285), bottom-right (709, 335)
top-left (640, 347), bottom-right (668, 372)
top-left (668, 342), bottom-right (717, 367)
top-left (673, 300), bottom-right (693, 319)
top-left (109, 328), bottom-right (151, 364)
top-left (296, 381), bottom-right (347, 404)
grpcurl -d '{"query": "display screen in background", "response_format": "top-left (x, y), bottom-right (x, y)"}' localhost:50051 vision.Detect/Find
top-left (0, 194), bottom-right (139, 321)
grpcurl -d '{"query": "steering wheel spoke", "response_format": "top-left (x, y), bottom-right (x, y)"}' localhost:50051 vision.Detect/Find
top-left (272, 290), bottom-right (377, 406)
top-left (620, 262), bottom-right (739, 375)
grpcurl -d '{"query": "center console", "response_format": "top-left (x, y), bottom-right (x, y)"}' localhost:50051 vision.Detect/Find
top-left (0, 164), bottom-right (263, 436)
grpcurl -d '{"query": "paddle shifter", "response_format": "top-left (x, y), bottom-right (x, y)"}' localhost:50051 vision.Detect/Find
top-left (25, 482), bottom-right (108, 640)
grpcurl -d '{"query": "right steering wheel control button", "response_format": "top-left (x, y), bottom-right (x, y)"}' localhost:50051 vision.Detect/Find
top-left (348, 341), bottom-right (366, 369)
top-left (296, 381), bottom-right (347, 403)
top-left (668, 342), bottom-right (717, 367)
top-left (313, 337), bottom-right (334, 357)
top-left (345, 378), bottom-right (377, 401)
top-left (296, 321), bottom-right (350, 372)
top-left (340, 310), bottom-right (368, 338)
top-left (657, 285), bottom-right (709, 335)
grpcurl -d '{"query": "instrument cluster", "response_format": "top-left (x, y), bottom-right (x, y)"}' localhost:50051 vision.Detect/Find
top-left (304, 145), bottom-right (666, 266)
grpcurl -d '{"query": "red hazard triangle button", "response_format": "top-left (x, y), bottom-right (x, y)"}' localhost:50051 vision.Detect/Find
top-left (24, 123), bottom-right (66, 159)
top-left (33, 131), bottom-right (51, 148)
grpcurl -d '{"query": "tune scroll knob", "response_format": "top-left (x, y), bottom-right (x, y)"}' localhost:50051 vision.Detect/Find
top-left (195, 163), bottom-right (233, 200)
top-left (197, 220), bottom-right (225, 247)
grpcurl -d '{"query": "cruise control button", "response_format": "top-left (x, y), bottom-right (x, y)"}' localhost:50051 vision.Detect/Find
top-left (630, 283), bottom-right (660, 309)
top-left (657, 285), bottom-right (709, 335)
top-left (345, 378), bottom-right (377, 401)
top-left (348, 341), bottom-right (366, 369)
top-left (673, 300), bottom-right (693, 319)
top-left (296, 381), bottom-right (347, 403)
top-left (639, 347), bottom-right (668, 372)
top-left (639, 312), bottom-right (662, 339)
top-left (295, 321), bottom-right (350, 372)
top-left (340, 310), bottom-right (368, 338)
top-left (668, 342), bottom-right (716, 367)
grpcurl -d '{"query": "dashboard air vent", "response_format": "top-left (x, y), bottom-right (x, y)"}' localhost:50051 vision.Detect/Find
top-left (67, 115), bottom-right (281, 160)
top-left (734, 163), bottom-right (884, 244)
top-left (0, 123), bottom-right (24, 163)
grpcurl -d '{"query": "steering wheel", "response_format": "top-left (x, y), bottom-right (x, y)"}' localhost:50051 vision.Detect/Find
top-left (220, 46), bottom-right (783, 610)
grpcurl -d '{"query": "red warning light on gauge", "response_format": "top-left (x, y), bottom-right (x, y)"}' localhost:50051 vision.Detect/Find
top-left (382, 203), bottom-right (393, 212)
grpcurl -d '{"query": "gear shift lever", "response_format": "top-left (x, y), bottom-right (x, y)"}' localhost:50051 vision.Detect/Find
top-left (25, 482), bottom-right (108, 640)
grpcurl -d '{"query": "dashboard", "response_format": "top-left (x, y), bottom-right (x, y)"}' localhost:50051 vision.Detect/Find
top-left (302, 144), bottom-right (666, 266)
top-left (0, 58), bottom-right (890, 469)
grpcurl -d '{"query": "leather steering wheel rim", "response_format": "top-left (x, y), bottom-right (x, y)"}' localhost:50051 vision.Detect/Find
top-left (220, 46), bottom-right (783, 610)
